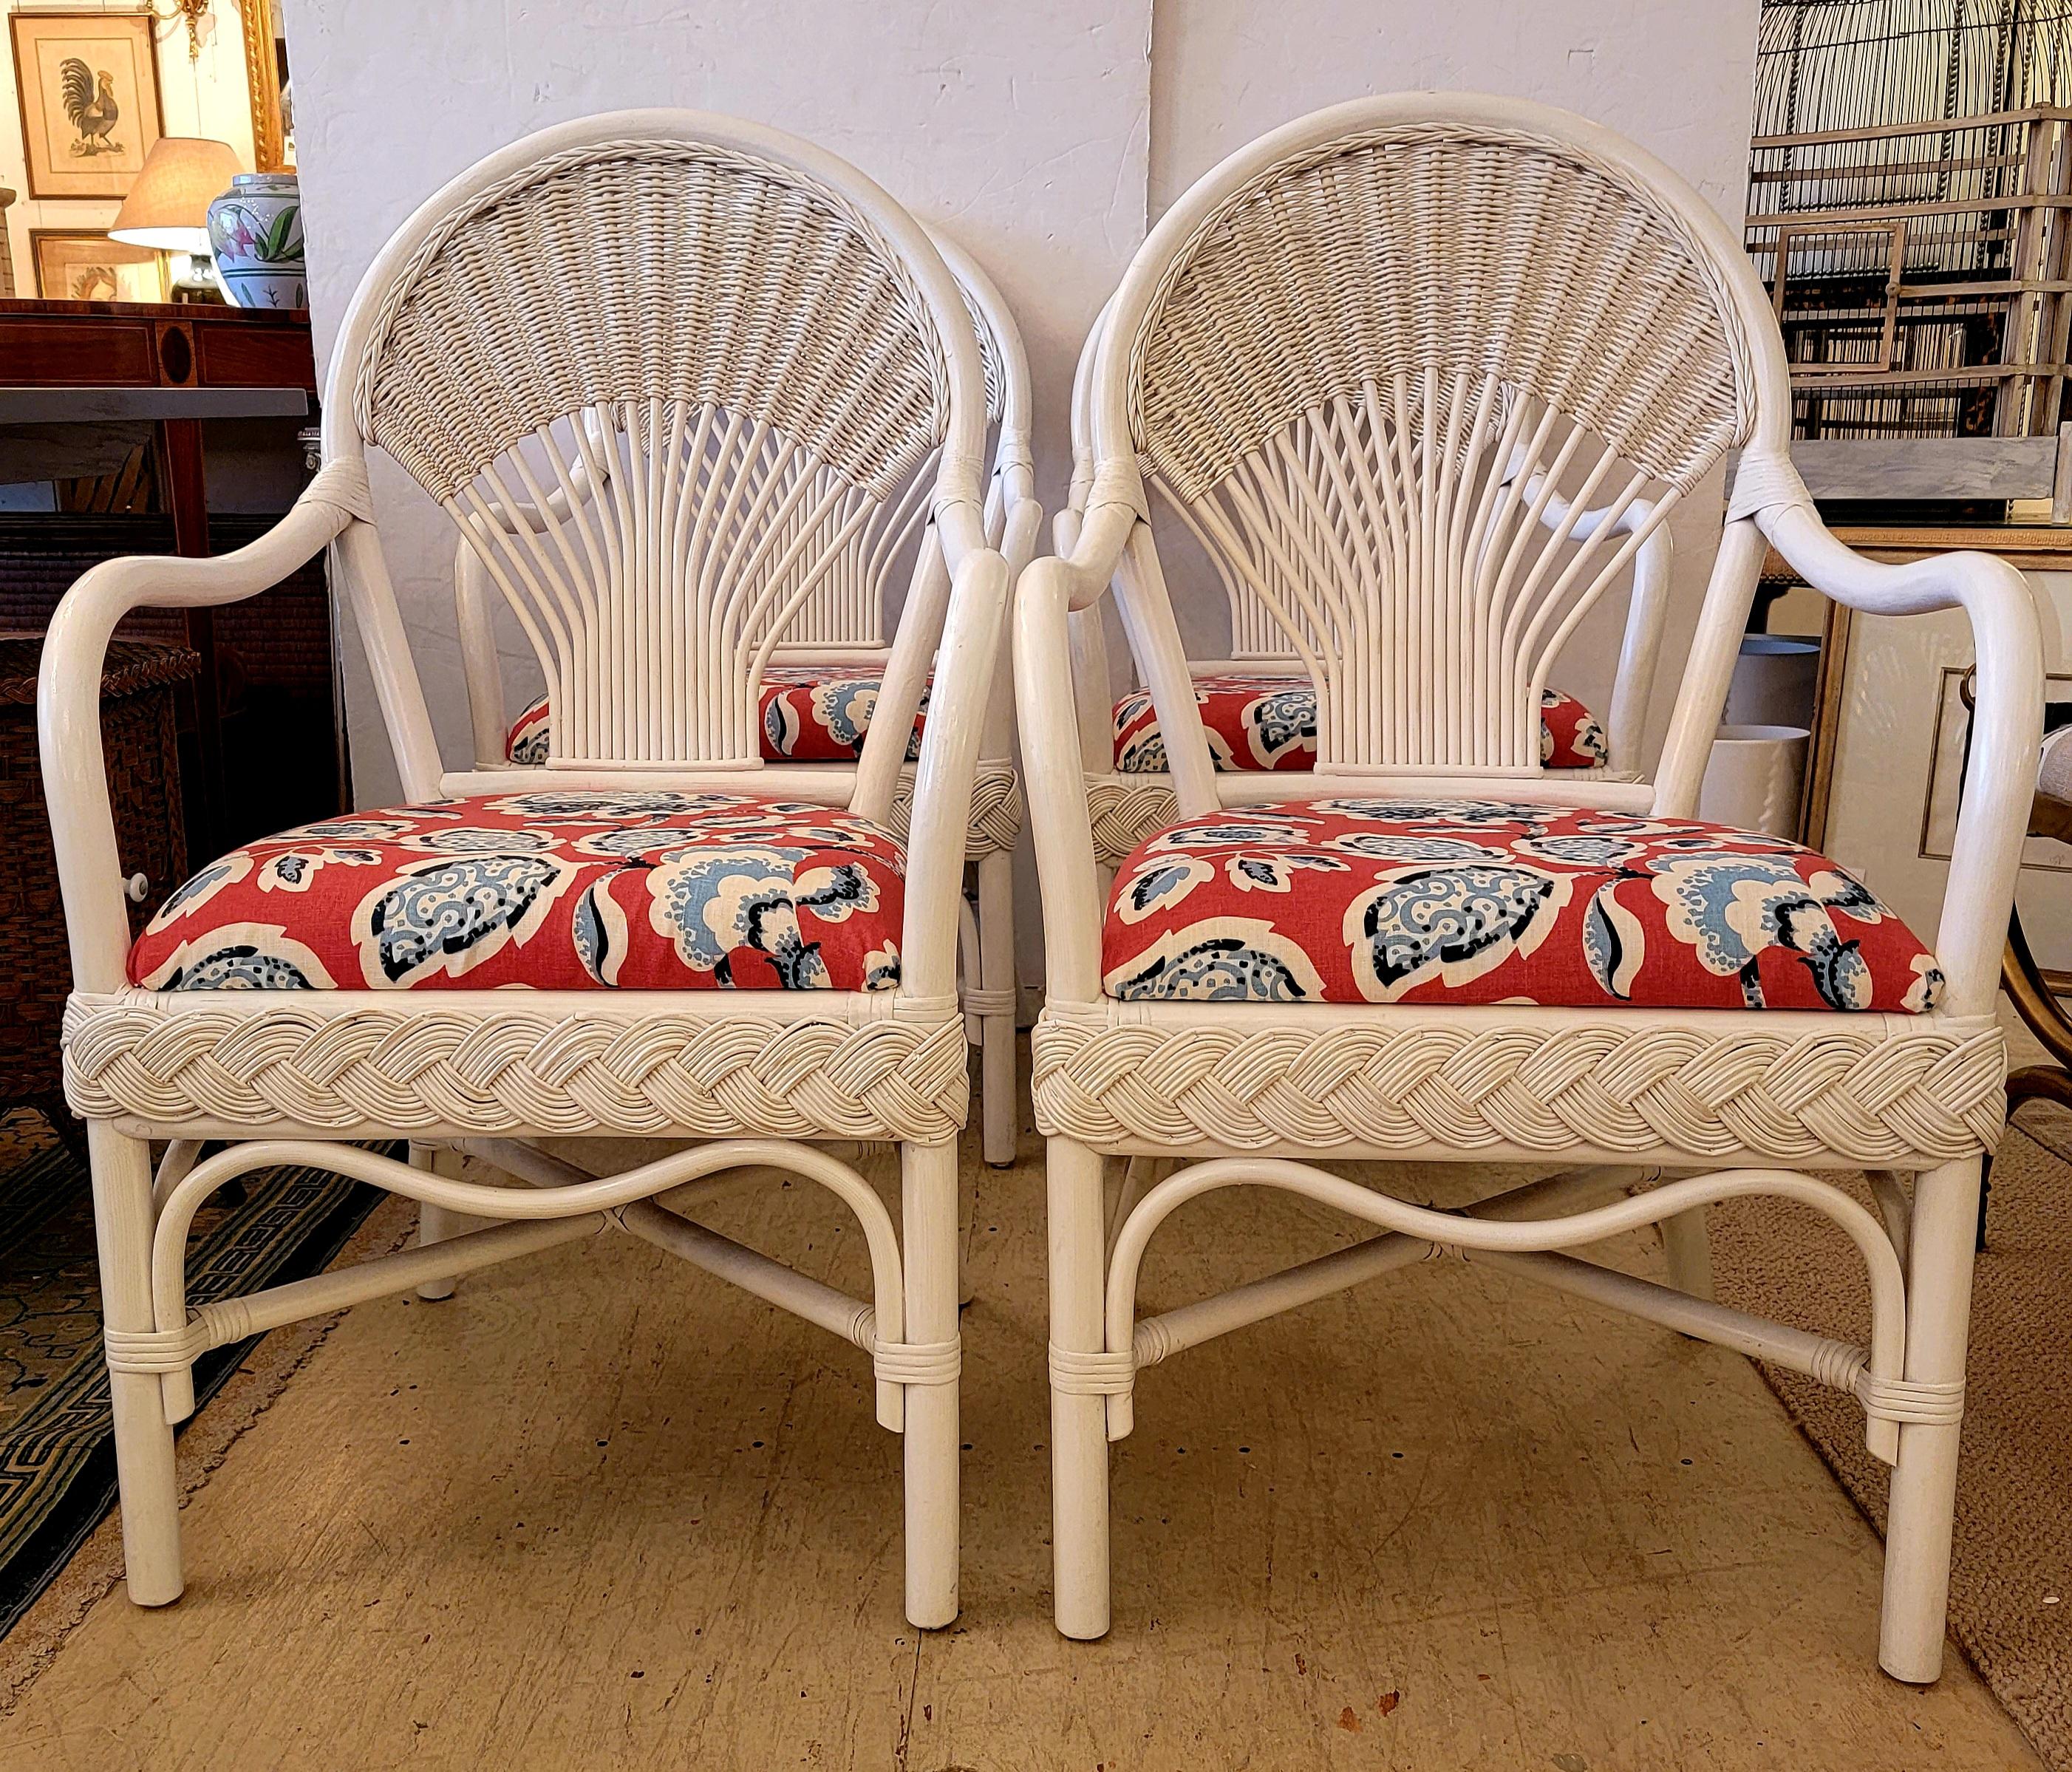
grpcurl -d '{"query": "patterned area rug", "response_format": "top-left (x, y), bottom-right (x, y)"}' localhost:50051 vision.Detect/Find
top-left (0, 1112), bottom-right (378, 1637)
top-left (1712, 1116), bottom-right (2072, 1771)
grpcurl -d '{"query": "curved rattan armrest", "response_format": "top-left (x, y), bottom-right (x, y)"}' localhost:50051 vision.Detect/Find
top-left (1015, 555), bottom-right (1111, 1002)
top-left (899, 544), bottom-right (1012, 1000)
top-left (40, 485), bottom-right (364, 995)
top-left (1760, 500), bottom-right (2044, 1017)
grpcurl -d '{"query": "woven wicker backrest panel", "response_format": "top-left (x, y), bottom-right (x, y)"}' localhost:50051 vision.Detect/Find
top-left (1128, 126), bottom-right (1752, 502)
top-left (346, 137), bottom-right (973, 763)
top-left (354, 140), bottom-right (949, 505)
top-left (1120, 122), bottom-right (1751, 770)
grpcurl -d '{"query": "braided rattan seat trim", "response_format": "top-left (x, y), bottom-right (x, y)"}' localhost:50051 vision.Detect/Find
top-left (1030, 1015), bottom-right (2005, 1163)
top-left (1084, 776), bottom-right (1179, 865)
top-left (888, 761), bottom-right (1023, 857)
top-left (64, 996), bottom-right (969, 1143)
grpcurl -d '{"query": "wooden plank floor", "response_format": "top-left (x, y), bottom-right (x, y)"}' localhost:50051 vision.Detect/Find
top-left (0, 1134), bottom-right (2042, 1771)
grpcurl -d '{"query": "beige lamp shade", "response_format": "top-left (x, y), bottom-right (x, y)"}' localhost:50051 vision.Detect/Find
top-left (109, 138), bottom-right (243, 253)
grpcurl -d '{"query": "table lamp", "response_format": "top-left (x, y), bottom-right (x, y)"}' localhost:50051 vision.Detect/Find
top-left (109, 137), bottom-right (242, 301)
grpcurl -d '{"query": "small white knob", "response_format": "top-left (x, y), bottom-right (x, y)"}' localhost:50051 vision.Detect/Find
top-left (124, 871), bottom-right (149, 904)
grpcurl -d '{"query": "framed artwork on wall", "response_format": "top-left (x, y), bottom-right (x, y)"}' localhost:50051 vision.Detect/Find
top-left (28, 228), bottom-right (166, 302)
top-left (10, 10), bottom-right (165, 201)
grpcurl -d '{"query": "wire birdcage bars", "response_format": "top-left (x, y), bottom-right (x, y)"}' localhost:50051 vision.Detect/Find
top-left (1751, 1), bottom-right (2072, 438)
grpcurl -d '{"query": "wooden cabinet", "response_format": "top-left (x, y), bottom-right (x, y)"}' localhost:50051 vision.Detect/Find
top-left (0, 299), bottom-right (341, 859)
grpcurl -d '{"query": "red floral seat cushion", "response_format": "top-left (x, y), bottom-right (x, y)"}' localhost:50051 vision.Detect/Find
top-left (1102, 800), bottom-right (1942, 1012)
top-left (131, 790), bottom-right (907, 993)
top-left (1111, 672), bottom-right (1606, 773)
top-left (505, 664), bottom-right (926, 766)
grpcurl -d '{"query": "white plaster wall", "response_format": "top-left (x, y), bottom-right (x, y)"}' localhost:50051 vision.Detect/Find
top-left (1145, 0), bottom-right (1765, 760)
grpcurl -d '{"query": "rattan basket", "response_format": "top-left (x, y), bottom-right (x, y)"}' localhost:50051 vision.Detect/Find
top-left (0, 636), bottom-right (197, 1148)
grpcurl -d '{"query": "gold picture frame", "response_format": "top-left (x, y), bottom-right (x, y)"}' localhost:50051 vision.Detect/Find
top-left (28, 226), bottom-right (167, 302)
top-left (242, 0), bottom-right (291, 172)
top-left (9, 10), bottom-right (165, 201)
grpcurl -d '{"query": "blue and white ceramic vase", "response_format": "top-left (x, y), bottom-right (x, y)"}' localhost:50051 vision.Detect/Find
top-left (206, 171), bottom-right (306, 309)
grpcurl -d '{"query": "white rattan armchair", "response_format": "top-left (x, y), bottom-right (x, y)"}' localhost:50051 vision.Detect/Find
top-left (39, 111), bottom-right (1009, 1629)
top-left (456, 234), bottom-right (1039, 1168)
top-left (1015, 94), bottom-right (2041, 1682)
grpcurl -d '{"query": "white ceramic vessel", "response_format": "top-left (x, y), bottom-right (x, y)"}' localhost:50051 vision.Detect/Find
top-left (206, 171), bottom-right (305, 308)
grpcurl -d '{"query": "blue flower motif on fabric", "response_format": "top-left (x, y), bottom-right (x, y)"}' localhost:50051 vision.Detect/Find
top-left (1150, 818), bottom-right (1321, 851)
top-left (644, 846), bottom-right (881, 989)
top-left (1103, 921), bottom-right (1328, 1001)
top-left (1115, 727), bottom-right (1169, 774)
top-left (403, 827), bottom-right (559, 854)
top-left (1323, 833), bottom-right (1510, 863)
top-left (1581, 883), bottom-right (1647, 999)
top-left (1646, 855), bottom-right (1907, 1010)
top-left (1243, 687), bottom-right (1316, 763)
top-left (293, 814), bottom-right (459, 841)
top-left (142, 923), bottom-right (337, 991)
top-left (572, 826), bottom-right (713, 861)
top-left (1343, 863), bottom-right (1572, 1001)
top-left (149, 854), bottom-right (250, 927)
top-left (485, 790), bottom-right (715, 822)
top-left (1511, 833), bottom-right (1645, 869)
top-left (1312, 799), bottom-right (1553, 827)
top-left (356, 853), bottom-right (570, 986)
top-left (1117, 855), bottom-right (1213, 922)
top-left (165, 948), bottom-right (319, 989)
top-left (1224, 852), bottom-right (1350, 892)
top-left (254, 847), bottom-right (386, 893)
top-left (810, 678), bottom-right (881, 753)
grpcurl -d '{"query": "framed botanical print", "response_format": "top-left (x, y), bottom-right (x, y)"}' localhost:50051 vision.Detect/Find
top-left (10, 11), bottom-right (164, 201)
top-left (29, 228), bottom-right (166, 303)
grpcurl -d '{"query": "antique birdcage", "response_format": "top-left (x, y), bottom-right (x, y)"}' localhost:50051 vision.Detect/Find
top-left (1749, 0), bottom-right (2072, 438)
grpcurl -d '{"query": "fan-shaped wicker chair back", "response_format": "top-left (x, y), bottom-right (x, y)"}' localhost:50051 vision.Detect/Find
top-left (449, 228), bottom-right (1034, 763)
top-left (1091, 94), bottom-right (1792, 777)
top-left (324, 109), bottom-right (988, 771)
top-left (749, 233), bottom-right (1028, 659)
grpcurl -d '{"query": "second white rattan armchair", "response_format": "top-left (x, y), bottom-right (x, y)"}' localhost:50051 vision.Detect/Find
top-left (1015, 94), bottom-right (2041, 1682)
top-left (41, 110), bottom-right (1009, 1629)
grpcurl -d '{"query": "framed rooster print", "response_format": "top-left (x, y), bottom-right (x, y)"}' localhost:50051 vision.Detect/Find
top-left (10, 12), bottom-right (165, 201)
top-left (29, 228), bottom-right (165, 301)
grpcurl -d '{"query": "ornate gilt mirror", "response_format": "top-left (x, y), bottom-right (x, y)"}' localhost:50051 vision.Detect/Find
top-left (242, 0), bottom-right (293, 171)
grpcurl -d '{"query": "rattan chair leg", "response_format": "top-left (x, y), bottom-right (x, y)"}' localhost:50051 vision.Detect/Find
top-left (978, 848), bottom-right (1018, 1167)
top-left (1660, 1206), bottom-right (1714, 1302)
top-left (900, 1139), bottom-right (962, 1629)
top-left (89, 1120), bottom-right (182, 1606)
top-left (1047, 1134), bottom-right (1112, 1639)
top-left (1878, 1156), bottom-right (1980, 1683)
top-left (410, 1142), bottom-right (498, 1301)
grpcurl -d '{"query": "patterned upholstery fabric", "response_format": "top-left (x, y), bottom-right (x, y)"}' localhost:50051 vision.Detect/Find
top-left (131, 791), bottom-right (907, 993)
top-left (1111, 672), bottom-right (1608, 773)
top-left (505, 664), bottom-right (926, 766)
top-left (1102, 800), bottom-right (1942, 1012)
